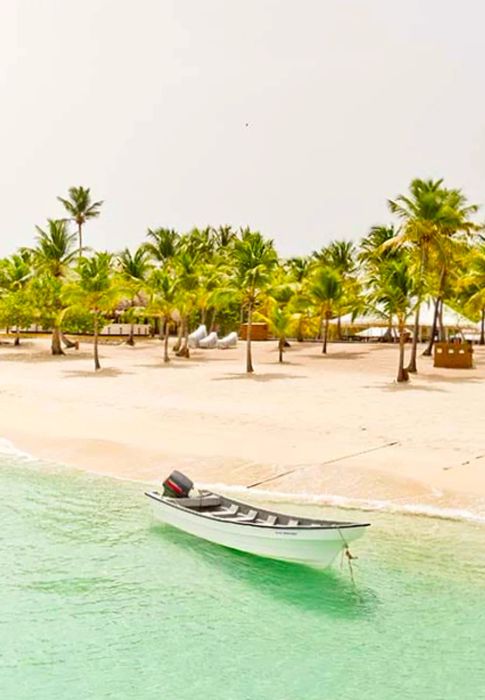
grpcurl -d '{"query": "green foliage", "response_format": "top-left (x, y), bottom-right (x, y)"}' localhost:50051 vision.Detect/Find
top-left (0, 289), bottom-right (35, 331)
top-left (32, 220), bottom-right (78, 277)
top-left (1, 177), bottom-right (483, 369)
top-left (57, 186), bottom-right (103, 226)
top-left (309, 267), bottom-right (343, 319)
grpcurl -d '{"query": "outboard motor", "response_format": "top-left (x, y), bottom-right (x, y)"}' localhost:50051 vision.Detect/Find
top-left (162, 471), bottom-right (194, 498)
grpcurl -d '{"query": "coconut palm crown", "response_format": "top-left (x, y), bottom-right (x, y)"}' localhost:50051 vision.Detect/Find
top-left (57, 186), bottom-right (103, 256)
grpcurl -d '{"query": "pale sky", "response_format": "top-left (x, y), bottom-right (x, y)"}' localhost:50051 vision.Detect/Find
top-left (1, 0), bottom-right (484, 257)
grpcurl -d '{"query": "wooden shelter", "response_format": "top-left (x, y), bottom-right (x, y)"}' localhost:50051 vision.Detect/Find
top-left (239, 323), bottom-right (268, 341)
top-left (434, 341), bottom-right (473, 369)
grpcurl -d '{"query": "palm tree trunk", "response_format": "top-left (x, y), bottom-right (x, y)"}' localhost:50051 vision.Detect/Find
top-left (61, 331), bottom-right (78, 349)
top-left (407, 305), bottom-right (420, 373)
top-left (14, 327), bottom-right (20, 346)
top-left (176, 318), bottom-right (190, 357)
top-left (384, 314), bottom-right (393, 343)
top-left (246, 303), bottom-right (254, 373)
top-left (173, 321), bottom-right (183, 352)
top-left (51, 326), bottom-right (64, 355)
top-left (337, 315), bottom-right (342, 341)
top-left (438, 302), bottom-right (445, 341)
top-left (423, 297), bottom-right (440, 356)
top-left (480, 308), bottom-right (485, 346)
top-left (127, 323), bottom-right (135, 346)
top-left (317, 313), bottom-right (324, 340)
top-left (209, 309), bottom-right (217, 332)
top-left (408, 246), bottom-right (427, 373)
top-left (163, 319), bottom-right (170, 362)
top-left (296, 317), bottom-right (304, 342)
top-left (183, 322), bottom-right (190, 358)
top-left (322, 316), bottom-right (330, 354)
top-left (278, 337), bottom-right (284, 363)
top-left (397, 320), bottom-right (409, 382)
top-left (78, 222), bottom-right (83, 258)
top-left (93, 314), bottom-right (101, 370)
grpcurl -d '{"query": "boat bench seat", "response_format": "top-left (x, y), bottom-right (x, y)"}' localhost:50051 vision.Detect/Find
top-left (212, 504), bottom-right (240, 518)
top-left (262, 514), bottom-right (278, 526)
top-left (173, 495), bottom-right (222, 508)
top-left (234, 509), bottom-right (258, 523)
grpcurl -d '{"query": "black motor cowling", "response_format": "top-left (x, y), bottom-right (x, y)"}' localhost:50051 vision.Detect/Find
top-left (162, 471), bottom-right (193, 498)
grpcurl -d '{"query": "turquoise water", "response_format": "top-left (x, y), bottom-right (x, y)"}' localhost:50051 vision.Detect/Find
top-left (1, 455), bottom-right (484, 700)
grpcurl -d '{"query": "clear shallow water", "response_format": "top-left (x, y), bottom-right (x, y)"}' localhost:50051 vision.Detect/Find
top-left (1, 456), bottom-right (484, 700)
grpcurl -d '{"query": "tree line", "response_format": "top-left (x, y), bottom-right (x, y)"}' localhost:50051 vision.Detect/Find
top-left (0, 180), bottom-right (484, 381)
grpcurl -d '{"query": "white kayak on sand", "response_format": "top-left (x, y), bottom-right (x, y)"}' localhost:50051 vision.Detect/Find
top-left (146, 471), bottom-right (370, 568)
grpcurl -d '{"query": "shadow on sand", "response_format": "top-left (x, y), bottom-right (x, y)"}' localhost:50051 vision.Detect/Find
top-left (303, 350), bottom-right (370, 361)
top-left (0, 348), bottom-right (92, 363)
top-left (62, 367), bottom-right (131, 378)
top-left (133, 361), bottom-right (193, 370)
top-left (212, 372), bottom-right (305, 382)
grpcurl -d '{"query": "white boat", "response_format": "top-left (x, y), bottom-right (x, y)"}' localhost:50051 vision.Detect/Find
top-left (146, 471), bottom-right (370, 568)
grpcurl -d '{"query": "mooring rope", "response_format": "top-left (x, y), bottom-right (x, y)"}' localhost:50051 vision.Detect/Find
top-left (337, 528), bottom-right (357, 586)
top-left (246, 441), bottom-right (399, 489)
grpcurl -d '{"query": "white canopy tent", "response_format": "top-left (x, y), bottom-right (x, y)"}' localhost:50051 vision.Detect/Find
top-left (416, 302), bottom-right (479, 330)
top-left (355, 326), bottom-right (399, 340)
top-left (333, 302), bottom-right (479, 330)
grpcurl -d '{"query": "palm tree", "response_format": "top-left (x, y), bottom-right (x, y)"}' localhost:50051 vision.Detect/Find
top-left (375, 259), bottom-right (416, 382)
top-left (388, 179), bottom-right (479, 372)
top-left (57, 186), bottom-right (103, 257)
top-left (461, 244), bottom-right (485, 345)
top-left (359, 224), bottom-right (404, 338)
top-left (285, 256), bottom-right (312, 283)
top-left (233, 232), bottom-right (277, 373)
top-left (117, 247), bottom-right (151, 345)
top-left (65, 253), bottom-right (119, 370)
top-left (328, 240), bottom-right (356, 339)
top-left (147, 269), bottom-right (180, 362)
top-left (144, 228), bottom-right (180, 263)
top-left (172, 249), bottom-right (201, 357)
top-left (309, 267), bottom-right (343, 354)
top-left (359, 225), bottom-right (400, 266)
top-left (33, 219), bottom-right (78, 278)
top-left (257, 300), bottom-right (296, 363)
top-left (0, 254), bottom-right (32, 345)
top-left (212, 225), bottom-right (237, 249)
top-left (31, 219), bottom-right (78, 354)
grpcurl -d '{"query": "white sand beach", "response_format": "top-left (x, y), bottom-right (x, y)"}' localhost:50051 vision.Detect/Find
top-left (1, 337), bottom-right (485, 520)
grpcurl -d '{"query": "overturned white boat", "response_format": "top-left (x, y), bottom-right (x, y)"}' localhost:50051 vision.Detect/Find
top-left (146, 471), bottom-right (370, 568)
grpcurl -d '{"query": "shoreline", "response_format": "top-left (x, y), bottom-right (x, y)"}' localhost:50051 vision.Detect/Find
top-left (2, 435), bottom-right (484, 525)
top-left (1, 338), bottom-right (485, 524)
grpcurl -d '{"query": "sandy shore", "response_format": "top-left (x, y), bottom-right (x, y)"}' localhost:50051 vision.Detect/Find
top-left (1, 336), bottom-right (485, 520)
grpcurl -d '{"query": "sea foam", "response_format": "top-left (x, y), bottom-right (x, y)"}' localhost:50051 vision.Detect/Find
top-left (0, 437), bottom-right (36, 462)
top-left (197, 482), bottom-right (485, 525)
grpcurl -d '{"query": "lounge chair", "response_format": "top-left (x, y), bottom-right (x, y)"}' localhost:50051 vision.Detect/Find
top-left (217, 331), bottom-right (238, 349)
top-left (199, 332), bottom-right (218, 348)
top-left (188, 324), bottom-right (207, 348)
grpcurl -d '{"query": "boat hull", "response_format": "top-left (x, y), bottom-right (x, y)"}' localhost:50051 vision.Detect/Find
top-left (148, 496), bottom-right (367, 568)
